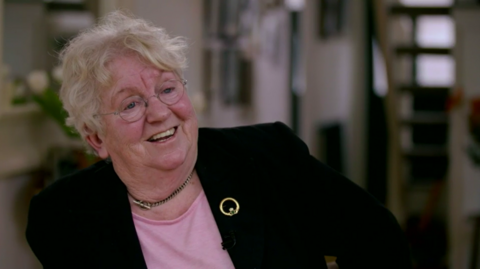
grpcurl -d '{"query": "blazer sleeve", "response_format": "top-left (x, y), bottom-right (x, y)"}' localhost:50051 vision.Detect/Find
top-left (270, 122), bottom-right (413, 269)
top-left (26, 195), bottom-right (56, 268)
top-left (26, 190), bottom-right (73, 269)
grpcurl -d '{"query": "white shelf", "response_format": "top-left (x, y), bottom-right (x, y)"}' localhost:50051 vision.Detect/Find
top-left (0, 151), bottom-right (42, 179)
top-left (0, 103), bottom-right (41, 119)
top-left (454, 3), bottom-right (480, 9)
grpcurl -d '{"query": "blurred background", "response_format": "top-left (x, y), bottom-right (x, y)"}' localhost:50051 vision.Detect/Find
top-left (0, 0), bottom-right (479, 268)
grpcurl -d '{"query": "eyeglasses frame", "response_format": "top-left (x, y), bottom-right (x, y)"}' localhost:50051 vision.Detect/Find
top-left (94, 79), bottom-right (187, 122)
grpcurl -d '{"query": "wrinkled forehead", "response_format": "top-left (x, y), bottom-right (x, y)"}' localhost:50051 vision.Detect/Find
top-left (109, 55), bottom-right (158, 80)
top-left (102, 55), bottom-right (178, 95)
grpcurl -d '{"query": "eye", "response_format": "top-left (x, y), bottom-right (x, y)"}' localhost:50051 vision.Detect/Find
top-left (162, 87), bottom-right (175, 94)
top-left (125, 102), bottom-right (136, 110)
top-left (159, 80), bottom-right (179, 95)
top-left (120, 97), bottom-right (143, 111)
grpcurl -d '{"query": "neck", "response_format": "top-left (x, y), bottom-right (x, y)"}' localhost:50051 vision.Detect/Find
top-left (130, 169), bottom-right (194, 209)
top-left (110, 151), bottom-right (196, 199)
top-left (127, 169), bottom-right (203, 220)
top-left (109, 152), bottom-right (202, 220)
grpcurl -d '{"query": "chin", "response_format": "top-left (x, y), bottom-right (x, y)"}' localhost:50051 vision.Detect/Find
top-left (154, 159), bottom-right (185, 171)
top-left (151, 149), bottom-right (191, 171)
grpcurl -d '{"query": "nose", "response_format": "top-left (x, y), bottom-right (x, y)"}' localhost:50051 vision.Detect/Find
top-left (144, 95), bottom-right (171, 123)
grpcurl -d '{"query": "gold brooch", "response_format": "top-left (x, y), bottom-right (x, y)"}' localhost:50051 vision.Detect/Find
top-left (220, 197), bottom-right (240, 216)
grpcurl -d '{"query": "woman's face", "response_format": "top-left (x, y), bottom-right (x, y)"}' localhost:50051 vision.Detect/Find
top-left (87, 55), bottom-right (198, 172)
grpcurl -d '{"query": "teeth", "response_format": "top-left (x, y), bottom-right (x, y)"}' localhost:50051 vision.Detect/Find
top-left (150, 128), bottom-right (175, 141)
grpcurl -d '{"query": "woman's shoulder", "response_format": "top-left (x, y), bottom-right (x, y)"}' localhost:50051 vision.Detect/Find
top-left (198, 121), bottom-right (307, 154)
top-left (31, 159), bottom-right (115, 208)
top-left (199, 121), bottom-right (292, 138)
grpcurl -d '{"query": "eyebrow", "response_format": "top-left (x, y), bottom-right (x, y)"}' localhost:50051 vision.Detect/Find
top-left (108, 72), bottom-right (178, 108)
top-left (110, 87), bottom-right (138, 108)
top-left (159, 72), bottom-right (177, 82)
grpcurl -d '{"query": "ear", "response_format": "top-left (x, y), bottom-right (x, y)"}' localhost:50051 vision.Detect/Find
top-left (85, 128), bottom-right (109, 159)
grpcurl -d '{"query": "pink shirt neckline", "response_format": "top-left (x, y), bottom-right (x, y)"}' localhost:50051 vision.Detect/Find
top-left (132, 189), bottom-right (205, 225)
top-left (132, 189), bottom-right (235, 269)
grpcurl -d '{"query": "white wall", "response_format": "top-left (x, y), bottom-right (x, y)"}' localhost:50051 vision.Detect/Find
top-left (449, 8), bottom-right (480, 269)
top-left (301, 0), bottom-right (366, 186)
top-left (3, 3), bottom-right (47, 78)
top-left (253, 8), bottom-right (290, 125)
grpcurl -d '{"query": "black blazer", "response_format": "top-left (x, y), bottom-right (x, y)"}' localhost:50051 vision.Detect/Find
top-left (26, 122), bottom-right (412, 268)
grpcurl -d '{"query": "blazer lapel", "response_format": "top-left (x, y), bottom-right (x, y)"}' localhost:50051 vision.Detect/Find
top-left (71, 163), bottom-right (147, 269)
top-left (196, 133), bottom-right (265, 268)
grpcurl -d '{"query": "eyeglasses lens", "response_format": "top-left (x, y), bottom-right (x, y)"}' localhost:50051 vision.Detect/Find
top-left (118, 80), bottom-right (184, 122)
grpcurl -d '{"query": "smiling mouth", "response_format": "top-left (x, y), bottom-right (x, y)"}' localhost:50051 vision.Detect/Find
top-left (147, 127), bottom-right (177, 142)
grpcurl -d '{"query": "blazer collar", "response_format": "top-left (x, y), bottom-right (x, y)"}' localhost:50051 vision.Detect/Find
top-left (71, 162), bottom-right (148, 269)
top-left (196, 130), bottom-right (265, 268)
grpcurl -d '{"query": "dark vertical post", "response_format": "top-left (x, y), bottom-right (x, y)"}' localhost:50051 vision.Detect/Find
top-left (289, 11), bottom-right (301, 134)
top-left (366, 0), bottom-right (388, 204)
top-left (411, 16), bottom-right (418, 85)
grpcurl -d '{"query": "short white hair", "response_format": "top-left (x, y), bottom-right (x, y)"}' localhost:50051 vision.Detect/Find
top-left (59, 11), bottom-right (188, 153)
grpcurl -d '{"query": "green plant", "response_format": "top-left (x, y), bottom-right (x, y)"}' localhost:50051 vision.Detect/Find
top-left (26, 68), bottom-right (79, 139)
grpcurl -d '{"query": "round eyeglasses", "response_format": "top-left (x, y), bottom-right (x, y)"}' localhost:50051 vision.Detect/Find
top-left (95, 79), bottom-right (187, 123)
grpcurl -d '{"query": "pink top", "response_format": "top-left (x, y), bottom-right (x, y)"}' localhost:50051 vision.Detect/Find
top-left (132, 190), bottom-right (235, 269)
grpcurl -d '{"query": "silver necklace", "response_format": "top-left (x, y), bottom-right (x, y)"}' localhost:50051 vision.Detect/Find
top-left (131, 170), bottom-right (194, 210)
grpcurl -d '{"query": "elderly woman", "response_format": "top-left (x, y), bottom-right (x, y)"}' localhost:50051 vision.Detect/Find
top-left (26, 12), bottom-right (412, 269)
